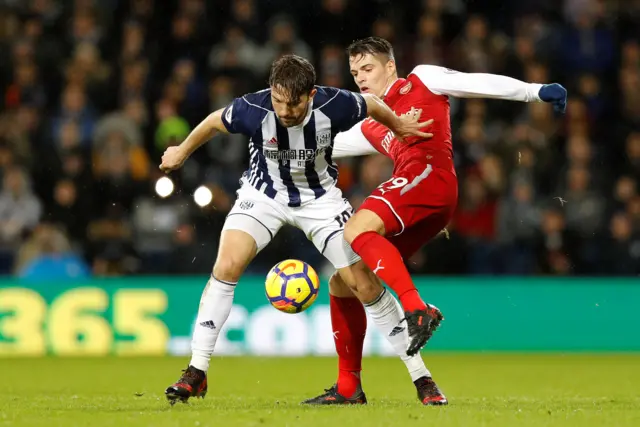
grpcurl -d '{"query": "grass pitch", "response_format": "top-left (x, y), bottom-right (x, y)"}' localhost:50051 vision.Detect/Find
top-left (1, 354), bottom-right (639, 427)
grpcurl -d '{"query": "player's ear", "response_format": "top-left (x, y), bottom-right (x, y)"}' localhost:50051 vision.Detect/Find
top-left (308, 88), bottom-right (318, 100)
top-left (386, 60), bottom-right (396, 76)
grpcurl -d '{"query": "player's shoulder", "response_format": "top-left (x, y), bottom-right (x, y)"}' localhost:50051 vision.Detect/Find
top-left (409, 64), bottom-right (453, 76)
top-left (223, 88), bottom-right (272, 135)
top-left (409, 65), bottom-right (460, 84)
top-left (238, 88), bottom-right (274, 112)
top-left (313, 86), bottom-right (342, 108)
top-left (407, 65), bottom-right (459, 98)
top-left (313, 86), bottom-right (358, 110)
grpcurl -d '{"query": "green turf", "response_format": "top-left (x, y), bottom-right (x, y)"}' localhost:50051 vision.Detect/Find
top-left (1, 354), bottom-right (639, 427)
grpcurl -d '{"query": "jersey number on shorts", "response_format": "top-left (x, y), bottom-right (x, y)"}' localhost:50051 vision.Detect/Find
top-left (334, 208), bottom-right (353, 228)
top-left (377, 177), bottom-right (408, 195)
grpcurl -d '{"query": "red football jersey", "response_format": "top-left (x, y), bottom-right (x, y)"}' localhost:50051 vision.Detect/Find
top-left (360, 74), bottom-right (454, 175)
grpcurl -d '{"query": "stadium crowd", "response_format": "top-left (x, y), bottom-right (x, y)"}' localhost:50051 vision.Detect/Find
top-left (0, 0), bottom-right (638, 278)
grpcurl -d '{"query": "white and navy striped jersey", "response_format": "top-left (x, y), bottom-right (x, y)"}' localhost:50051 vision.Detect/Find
top-left (221, 86), bottom-right (367, 207)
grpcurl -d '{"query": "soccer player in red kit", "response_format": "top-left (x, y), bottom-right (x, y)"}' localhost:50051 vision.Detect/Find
top-left (304, 37), bottom-right (567, 405)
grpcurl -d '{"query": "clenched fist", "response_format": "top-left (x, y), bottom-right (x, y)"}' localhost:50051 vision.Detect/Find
top-left (159, 146), bottom-right (187, 173)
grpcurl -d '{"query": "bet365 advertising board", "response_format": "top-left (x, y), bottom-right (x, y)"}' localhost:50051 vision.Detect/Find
top-left (0, 277), bottom-right (638, 356)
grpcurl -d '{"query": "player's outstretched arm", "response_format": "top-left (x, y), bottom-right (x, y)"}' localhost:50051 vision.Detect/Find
top-left (361, 94), bottom-right (433, 141)
top-left (413, 65), bottom-right (567, 113)
top-left (159, 108), bottom-right (229, 173)
top-left (333, 121), bottom-right (380, 159)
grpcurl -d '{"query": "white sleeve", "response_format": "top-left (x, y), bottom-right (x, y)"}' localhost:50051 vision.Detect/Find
top-left (332, 121), bottom-right (379, 159)
top-left (412, 65), bottom-right (544, 102)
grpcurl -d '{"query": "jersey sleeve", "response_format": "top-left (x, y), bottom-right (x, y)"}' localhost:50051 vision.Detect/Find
top-left (412, 65), bottom-right (544, 102)
top-left (321, 88), bottom-right (368, 132)
top-left (221, 96), bottom-right (263, 135)
top-left (332, 121), bottom-right (380, 159)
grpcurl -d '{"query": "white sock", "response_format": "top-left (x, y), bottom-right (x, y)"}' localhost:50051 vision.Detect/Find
top-left (190, 275), bottom-right (236, 372)
top-left (364, 288), bottom-right (431, 381)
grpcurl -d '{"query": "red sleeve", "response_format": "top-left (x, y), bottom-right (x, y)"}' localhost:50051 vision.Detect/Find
top-left (361, 118), bottom-right (393, 156)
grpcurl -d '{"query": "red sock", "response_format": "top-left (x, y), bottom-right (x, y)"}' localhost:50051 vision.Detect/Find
top-left (351, 231), bottom-right (426, 312)
top-left (330, 294), bottom-right (366, 397)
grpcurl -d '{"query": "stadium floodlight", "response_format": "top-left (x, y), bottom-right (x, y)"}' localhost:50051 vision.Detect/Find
top-left (155, 177), bottom-right (174, 198)
top-left (194, 185), bottom-right (213, 207)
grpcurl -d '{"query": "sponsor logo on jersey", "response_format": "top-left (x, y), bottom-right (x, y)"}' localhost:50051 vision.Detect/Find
top-left (266, 137), bottom-right (278, 146)
top-left (316, 130), bottom-right (332, 148)
top-left (263, 148), bottom-right (327, 162)
top-left (399, 81), bottom-right (412, 94)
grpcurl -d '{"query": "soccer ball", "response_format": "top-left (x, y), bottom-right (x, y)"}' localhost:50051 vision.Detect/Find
top-left (265, 259), bottom-right (320, 314)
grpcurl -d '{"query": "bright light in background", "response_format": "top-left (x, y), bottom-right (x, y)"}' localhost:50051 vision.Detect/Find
top-left (155, 177), bottom-right (174, 198)
top-left (194, 185), bottom-right (212, 207)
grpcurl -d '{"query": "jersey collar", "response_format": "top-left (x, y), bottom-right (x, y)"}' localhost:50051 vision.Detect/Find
top-left (383, 78), bottom-right (404, 98)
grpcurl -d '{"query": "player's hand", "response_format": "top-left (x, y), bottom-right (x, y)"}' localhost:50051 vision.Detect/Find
top-left (159, 146), bottom-right (188, 173)
top-left (538, 83), bottom-right (567, 114)
top-left (394, 107), bottom-right (434, 141)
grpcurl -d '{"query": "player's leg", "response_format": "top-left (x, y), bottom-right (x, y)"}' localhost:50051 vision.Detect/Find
top-left (324, 271), bottom-right (368, 403)
top-left (345, 166), bottom-right (456, 356)
top-left (383, 222), bottom-right (451, 405)
top-left (343, 207), bottom-right (444, 356)
top-left (302, 248), bottom-right (444, 405)
top-left (332, 268), bottom-right (435, 380)
top-left (189, 229), bottom-right (256, 373)
top-left (335, 261), bottom-right (446, 405)
top-left (335, 270), bottom-right (447, 406)
top-left (165, 186), bottom-right (285, 404)
top-left (344, 208), bottom-right (428, 312)
top-left (296, 191), bottom-right (433, 404)
top-left (165, 229), bottom-right (258, 404)
top-left (291, 193), bottom-right (369, 404)
top-left (322, 260), bottom-right (424, 403)
top-left (298, 231), bottom-right (369, 404)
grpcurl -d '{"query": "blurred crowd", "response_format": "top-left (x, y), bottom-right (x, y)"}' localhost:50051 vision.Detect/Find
top-left (0, 0), bottom-right (638, 279)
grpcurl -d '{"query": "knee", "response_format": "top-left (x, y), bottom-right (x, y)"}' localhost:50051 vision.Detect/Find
top-left (212, 256), bottom-right (245, 283)
top-left (329, 272), bottom-right (355, 297)
top-left (344, 210), bottom-right (384, 244)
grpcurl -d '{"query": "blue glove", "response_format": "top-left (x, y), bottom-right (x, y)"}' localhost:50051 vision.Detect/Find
top-left (538, 83), bottom-right (567, 114)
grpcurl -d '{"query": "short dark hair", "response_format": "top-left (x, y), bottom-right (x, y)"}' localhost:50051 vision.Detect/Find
top-left (268, 55), bottom-right (316, 100)
top-left (347, 37), bottom-right (395, 61)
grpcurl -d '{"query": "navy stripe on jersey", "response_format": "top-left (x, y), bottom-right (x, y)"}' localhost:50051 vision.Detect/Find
top-left (303, 116), bottom-right (325, 199)
top-left (250, 126), bottom-right (277, 199)
top-left (275, 124), bottom-right (301, 207)
top-left (324, 130), bottom-right (339, 181)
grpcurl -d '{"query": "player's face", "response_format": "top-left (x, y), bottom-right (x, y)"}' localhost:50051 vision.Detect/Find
top-left (349, 53), bottom-right (397, 98)
top-left (271, 87), bottom-right (317, 127)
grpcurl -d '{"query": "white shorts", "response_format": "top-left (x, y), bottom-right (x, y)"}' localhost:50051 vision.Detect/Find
top-left (222, 181), bottom-right (360, 269)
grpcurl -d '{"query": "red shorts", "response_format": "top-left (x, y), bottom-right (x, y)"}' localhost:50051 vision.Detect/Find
top-left (358, 162), bottom-right (458, 259)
